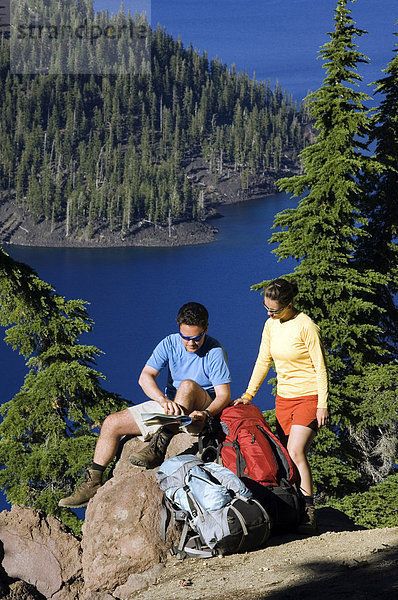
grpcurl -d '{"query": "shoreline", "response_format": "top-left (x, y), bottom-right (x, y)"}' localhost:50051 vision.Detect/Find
top-left (0, 214), bottom-right (221, 249)
top-left (0, 160), bottom-right (287, 249)
top-left (0, 194), bottom-right (277, 251)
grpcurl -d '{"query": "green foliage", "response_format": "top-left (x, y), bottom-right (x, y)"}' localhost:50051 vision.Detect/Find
top-left (254, 1), bottom-right (397, 499)
top-left (356, 33), bottom-right (398, 341)
top-left (326, 473), bottom-right (398, 529)
top-left (0, 248), bottom-right (126, 534)
top-left (0, 2), bottom-right (307, 239)
top-left (262, 408), bottom-right (277, 429)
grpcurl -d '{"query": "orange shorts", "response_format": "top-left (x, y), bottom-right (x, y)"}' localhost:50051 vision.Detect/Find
top-left (275, 394), bottom-right (318, 437)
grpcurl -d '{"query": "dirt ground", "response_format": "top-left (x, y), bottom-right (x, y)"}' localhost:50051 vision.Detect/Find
top-left (132, 508), bottom-right (398, 600)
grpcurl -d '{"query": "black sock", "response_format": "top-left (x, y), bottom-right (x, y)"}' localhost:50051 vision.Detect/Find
top-left (91, 462), bottom-right (106, 472)
top-left (162, 426), bottom-right (177, 436)
top-left (304, 496), bottom-right (314, 506)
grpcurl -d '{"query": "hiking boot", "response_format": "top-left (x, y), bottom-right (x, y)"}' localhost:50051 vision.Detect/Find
top-left (129, 428), bottom-right (175, 469)
top-left (58, 468), bottom-right (103, 508)
top-left (296, 503), bottom-right (318, 536)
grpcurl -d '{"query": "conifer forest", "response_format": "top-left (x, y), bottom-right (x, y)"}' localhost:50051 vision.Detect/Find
top-left (0, 1), bottom-right (307, 240)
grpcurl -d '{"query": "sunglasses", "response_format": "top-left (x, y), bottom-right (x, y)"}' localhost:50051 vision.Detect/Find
top-left (263, 303), bottom-right (286, 315)
top-left (179, 330), bottom-right (206, 342)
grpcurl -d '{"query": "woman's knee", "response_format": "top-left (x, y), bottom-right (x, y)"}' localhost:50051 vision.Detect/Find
top-left (287, 445), bottom-right (306, 465)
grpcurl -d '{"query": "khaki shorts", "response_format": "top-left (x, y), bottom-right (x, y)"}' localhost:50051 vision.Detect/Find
top-left (128, 395), bottom-right (214, 441)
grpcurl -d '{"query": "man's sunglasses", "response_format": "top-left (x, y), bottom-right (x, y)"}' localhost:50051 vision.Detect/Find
top-left (263, 303), bottom-right (286, 315)
top-left (179, 331), bottom-right (206, 342)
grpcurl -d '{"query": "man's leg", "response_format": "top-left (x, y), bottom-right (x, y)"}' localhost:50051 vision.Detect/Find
top-left (93, 409), bottom-right (142, 466)
top-left (174, 379), bottom-right (211, 413)
top-left (130, 380), bottom-right (211, 468)
top-left (59, 409), bottom-right (141, 508)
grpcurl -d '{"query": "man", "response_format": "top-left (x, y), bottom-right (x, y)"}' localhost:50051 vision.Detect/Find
top-left (59, 302), bottom-right (231, 508)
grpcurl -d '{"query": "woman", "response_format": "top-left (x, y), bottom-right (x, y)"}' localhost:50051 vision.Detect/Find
top-left (235, 278), bottom-right (328, 534)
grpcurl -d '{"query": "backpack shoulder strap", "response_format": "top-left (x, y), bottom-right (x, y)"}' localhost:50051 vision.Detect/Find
top-left (181, 536), bottom-right (217, 559)
top-left (160, 494), bottom-right (189, 541)
top-left (160, 495), bottom-right (171, 541)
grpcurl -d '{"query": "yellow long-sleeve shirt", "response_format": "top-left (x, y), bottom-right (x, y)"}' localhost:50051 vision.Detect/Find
top-left (245, 312), bottom-right (328, 408)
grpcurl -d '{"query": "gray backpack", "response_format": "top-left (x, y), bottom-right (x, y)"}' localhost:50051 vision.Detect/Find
top-left (156, 454), bottom-right (271, 559)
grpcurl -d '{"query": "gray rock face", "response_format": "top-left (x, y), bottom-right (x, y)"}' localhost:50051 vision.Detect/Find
top-left (81, 432), bottom-right (195, 599)
top-left (0, 505), bottom-right (83, 600)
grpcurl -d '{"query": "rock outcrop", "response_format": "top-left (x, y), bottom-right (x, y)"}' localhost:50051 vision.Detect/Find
top-left (0, 432), bottom-right (198, 599)
top-left (81, 433), bottom-right (196, 599)
top-left (0, 505), bottom-right (82, 599)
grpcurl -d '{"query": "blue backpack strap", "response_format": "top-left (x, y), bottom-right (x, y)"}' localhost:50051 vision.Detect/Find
top-left (161, 494), bottom-right (190, 540)
top-left (184, 485), bottom-right (200, 518)
top-left (177, 520), bottom-right (191, 552)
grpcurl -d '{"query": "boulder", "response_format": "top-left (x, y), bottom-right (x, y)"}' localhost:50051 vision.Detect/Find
top-left (0, 505), bottom-right (83, 600)
top-left (4, 579), bottom-right (47, 600)
top-left (81, 432), bottom-right (197, 598)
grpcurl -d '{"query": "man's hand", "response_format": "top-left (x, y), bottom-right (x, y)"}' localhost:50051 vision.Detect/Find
top-left (159, 399), bottom-right (184, 416)
top-left (189, 410), bottom-right (208, 424)
top-left (317, 407), bottom-right (329, 428)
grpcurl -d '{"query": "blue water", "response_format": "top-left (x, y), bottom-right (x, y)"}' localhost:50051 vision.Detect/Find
top-left (1, 0), bottom-right (396, 510)
top-left (94, 0), bottom-right (398, 101)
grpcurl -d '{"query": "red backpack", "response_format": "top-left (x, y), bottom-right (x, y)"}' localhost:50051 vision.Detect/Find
top-left (217, 404), bottom-right (298, 487)
top-left (199, 404), bottom-right (304, 533)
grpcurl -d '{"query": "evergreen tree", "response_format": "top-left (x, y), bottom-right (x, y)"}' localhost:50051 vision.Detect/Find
top-left (0, 248), bottom-right (126, 534)
top-left (255, 0), bottom-right (397, 498)
top-left (357, 32), bottom-right (398, 341)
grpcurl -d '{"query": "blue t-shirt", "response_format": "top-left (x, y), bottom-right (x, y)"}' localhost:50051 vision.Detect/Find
top-left (146, 333), bottom-right (231, 399)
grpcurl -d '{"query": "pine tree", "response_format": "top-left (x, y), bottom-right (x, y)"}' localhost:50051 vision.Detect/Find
top-left (255, 0), bottom-right (397, 498)
top-left (0, 248), bottom-right (126, 534)
top-left (357, 33), bottom-right (398, 338)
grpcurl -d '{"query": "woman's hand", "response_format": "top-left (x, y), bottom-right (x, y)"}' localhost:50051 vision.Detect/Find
top-left (316, 407), bottom-right (329, 428)
top-left (233, 396), bottom-right (252, 406)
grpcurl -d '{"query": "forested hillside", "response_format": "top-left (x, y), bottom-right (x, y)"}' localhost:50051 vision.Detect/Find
top-left (0, 1), bottom-right (308, 243)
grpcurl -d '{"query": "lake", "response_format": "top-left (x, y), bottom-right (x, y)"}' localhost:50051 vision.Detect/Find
top-left (95, 0), bottom-right (398, 101)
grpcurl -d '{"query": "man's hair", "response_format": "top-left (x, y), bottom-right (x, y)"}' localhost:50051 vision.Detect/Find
top-left (177, 302), bottom-right (209, 328)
